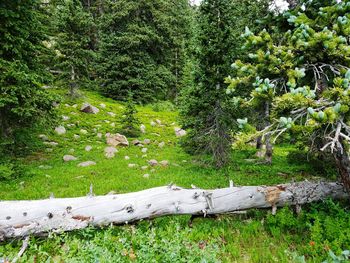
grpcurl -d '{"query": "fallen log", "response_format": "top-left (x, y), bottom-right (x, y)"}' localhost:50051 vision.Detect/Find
top-left (0, 181), bottom-right (347, 240)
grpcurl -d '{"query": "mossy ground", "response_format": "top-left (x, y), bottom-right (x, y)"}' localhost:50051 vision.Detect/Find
top-left (0, 89), bottom-right (348, 262)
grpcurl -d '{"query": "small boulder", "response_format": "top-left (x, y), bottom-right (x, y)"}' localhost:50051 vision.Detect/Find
top-left (39, 134), bottom-right (48, 141)
top-left (128, 163), bottom-right (137, 168)
top-left (73, 134), bottom-right (80, 140)
top-left (80, 129), bottom-right (88, 135)
top-left (100, 103), bottom-right (106, 109)
top-left (106, 133), bottom-right (129, 147)
top-left (160, 160), bottom-right (169, 167)
top-left (156, 119), bottom-right (162, 125)
top-left (141, 148), bottom-right (148, 153)
top-left (85, 145), bottom-right (92, 152)
top-left (110, 123), bottom-right (115, 127)
top-left (81, 103), bottom-right (99, 114)
top-left (158, 141), bottom-right (165, 148)
top-left (78, 161), bottom-right (96, 167)
top-left (141, 166), bottom-right (148, 171)
top-left (55, 126), bottom-right (66, 135)
top-left (125, 156), bottom-right (130, 160)
top-left (97, 133), bottom-right (103, 139)
top-left (175, 127), bottom-right (187, 137)
top-left (140, 124), bottom-right (146, 133)
top-left (143, 139), bottom-right (151, 145)
top-left (105, 146), bottom-right (118, 158)
top-left (132, 139), bottom-right (142, 146)
top-left (63, 155), bottom-right (77, 162)
top-left (107, 112), bottom-right (116, 117)
top-left (143, 174), bottom-right (150, 178)
top-left (148, 159), bottom-right (158, 166)
top-left (44, 141), bottom-right (59, 147)
top-left (62, 115), bottom-right (70, 121)
top-left (150, 121), bottom-right (156, 127)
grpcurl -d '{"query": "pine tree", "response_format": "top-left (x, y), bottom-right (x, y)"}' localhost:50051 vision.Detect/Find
top-left (97, 0), bottom-right (191, 103)
top-left (180, 0), bottom-right (270, 167)
top-left (51, 0), bottom-right (95, 96)
top-left (227, 0), bottom-right (350, 189)
top-left (0, 0), bottom-right (55, 142)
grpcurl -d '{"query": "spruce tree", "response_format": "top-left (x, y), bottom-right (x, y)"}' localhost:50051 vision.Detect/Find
top-left (0, 0), bottom-right (55, 142)
top-left (180, 0), bottom-right (270, 167)
top-left (97, 0), bottom-right (191, 103)
top-left (52, 0), bottom-right (95, 96)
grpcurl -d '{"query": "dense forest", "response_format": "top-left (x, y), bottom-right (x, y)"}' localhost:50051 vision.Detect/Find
top-left (1, 0), bottom-right (350, 262)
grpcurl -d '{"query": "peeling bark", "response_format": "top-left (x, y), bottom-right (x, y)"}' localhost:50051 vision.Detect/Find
top-left (0, 181), bottom-right (347, 241)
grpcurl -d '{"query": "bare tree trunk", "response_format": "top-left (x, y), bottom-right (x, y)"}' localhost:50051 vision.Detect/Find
top-left (0, 181), bottom-right (347, 241)
top-left (69, 66), bottom-right (77, 98)
top-left (333, 144), bottom-right (350, 192)
top-left (264, 102), bottom-right (273, 164)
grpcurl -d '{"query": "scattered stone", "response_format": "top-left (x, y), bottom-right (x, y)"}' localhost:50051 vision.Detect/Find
top-left (100, 103), bottom-right (106, 109)
top-left (67, 124), bottom-right (75, 128)
top-left (158, 141), bottom-right (165, 148)
top-left (104, 120), bottom-right (110, 124)
top-left (72, 104), bottom-right (78, 108)
top-left (38, 134), bottom-right (48, 141)
top-left (44, 141), bottom-right (58, 147)
top-left (156, 119), bottom-right (162, 125)
top-left (128, 163), bottom-right (137, 168)
top-left (78, 161), bottom-right (96, 167)
top-left (70, 112), bottom-right (77, 115)
top-left (62, 115), bottom-right (70, 121)
top-left (106, 133), bottom-right (129, 147)
top-left (148, 159), bottom-right (158, 166)
top-left (140, 124), bottom-right (146, 133)
top-left (97, 133), bottom-right (103, 139)
top-left (174, 127), bottom-right (187, 137)
top-left (137, 144), bottom-right (144, 147)
top-left (69, 148), bottom-right (75, 153)
top-left (80, 129), bottom-right (88, 135)
top-left (107, 191), bottom-right (117, 195)
top-left (55, 126), bottom-right (66, 135)
top-left (52, 101), bottom-right (60, 108)
top-left (105, 146), bottom-right (117, 158)
top-left (160, 160), bottom-right (169, 167)
top-left (125, 156), bottom-right (130, 160)
top-left (81, 103), bottom-right (99, 114)
top-left (105, 132), bottom-right (111, 137)
top-left (85, 145), bottom-right (93, 152)
top-left (143, 174), bottom-right (150, 178)
top-left (110, 122), bottom-right (115, 127)
top-left (141, 166), bottom-right (148, 171)
top-left (46, 148), bottom-right (53, 152)
top-left (141, 148), bottom-right (148, 153)
top-left (63, 155), bottom-right (77, 162)
top-left (73, 134), bottom-right (80, 140)
top-left (39, 165), bottom-right (52, 170)
top-left (132, 139), bottom-right (142, 146)
top-left (65, 104), bottom-right (71, 107)
top-left (150, 121), bottom-right (156, 127)
top-left (107, 112), bottom-right (116, 117)
top-left (143, 139), bottom-right (151, 145)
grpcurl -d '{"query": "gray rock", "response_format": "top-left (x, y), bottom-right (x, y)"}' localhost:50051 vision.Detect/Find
top-left (105, 146), bottom-right (117, 158)
top-left (143, 139), bottom-right (151, 145)
top-left (38, 134), bottom-right (48, 141)
top-left (106, 133), bottom-right (129, 147)
top-left (156, 119), bottom-right (162, 125)
top-left (62, 115), bottom-right (70, 121)
top-left (55, 126), bottom-right (66, 135)
top-left (160, 160), bottom-right (169, 167)
top-left (97, 133), bottom-right (103, 139)
top-left (107, 112), bottom-right (116, 117)
top-left (158, 141), bottom-right (165, 148)
top-left (140, 124), bottom-right (146, 133)
top-left (141, 166), bottom-right (148, 171)
top-left (125, 156), bottom-right (130, 160)
top-left (78, 161), bottom-right (96, 167)
top-left (63, 155), bottom-right (77, 162)
top-left (73, 134), bottom-right (80, 140)
top-left (85, 145), bottom-right (93, 151)
top-left (128, 163), bottom-right (137, 168)
top-left (81, 103), bottom-right (99, 114)
top-left (141, 148), bottom-right (148, 153)
top-left (80, 129), bottom-right (88, 135)
top-left (148, 159), bottom-right (158, 166)
top-left (143, 174), bottom-right (150, 178)
top-left (132, 139), bottom-right (142, 146)
top-left (150, 121), bottom-right (156, 127)
top-left (100, 103), bottom-right (106, 109)
top-left (175, 127), bottom-right (187, 137)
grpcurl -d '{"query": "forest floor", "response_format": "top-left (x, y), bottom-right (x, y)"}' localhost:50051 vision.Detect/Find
top-left (0, 89), bottom-right (349, 262)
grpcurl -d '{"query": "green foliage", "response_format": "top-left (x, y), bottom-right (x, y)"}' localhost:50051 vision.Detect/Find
top-left (120, 93), bottom-right (140, 137)
top-left (150, 101), bottom-right (175, 112)
top-left (97, 0), bottom-right (192, 103)
top-left (0, 0), bottom-right (56, 145)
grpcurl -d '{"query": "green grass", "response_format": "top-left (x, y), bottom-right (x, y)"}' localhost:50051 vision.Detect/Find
top-left (0, 89), bottom-right (348, 262)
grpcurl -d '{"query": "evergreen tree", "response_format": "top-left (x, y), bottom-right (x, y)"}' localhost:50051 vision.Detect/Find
top-left (52, 0), bottom-right (95, 96)
top-left (227, 0), bottom-right (350, 189)
top-left (180, 0), bottom-right (270, 167)
top-left (0, 0), bottom-right (55, 142)
top-left (97, 0), bottom-right (191, 103)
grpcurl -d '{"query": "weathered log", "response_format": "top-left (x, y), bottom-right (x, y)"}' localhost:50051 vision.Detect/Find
top-left (0, 181), bottom-right (347, 240)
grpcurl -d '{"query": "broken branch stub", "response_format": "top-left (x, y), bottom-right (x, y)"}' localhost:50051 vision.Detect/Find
top-left (0, 181), bottom-right (347, 240)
